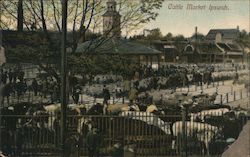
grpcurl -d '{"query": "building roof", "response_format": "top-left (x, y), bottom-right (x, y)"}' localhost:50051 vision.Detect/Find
top-left (216, 43), bottom-right (243, 55)
top-left (197, 42), bottom-right (222, 54)
top-left (73, 38), bottom-right (162, 55)
top-left (151, 40), bottom-right (188, 54)
top-left (206, 29), bottom-right (239, 40)
top-left (183, 42), bottom-right (222, 55)
top-left (217, 43), bottom-right (231, 51)
top-left (182, 41), bottom-right (243, 56)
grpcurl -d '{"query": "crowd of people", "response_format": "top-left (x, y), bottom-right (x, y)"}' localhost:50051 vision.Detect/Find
top-left (0, 68), bottom-right (27, 106)
top-left (0, 63), bottom-right (246, 108)
top-left (0, 67), bottom-right (61, 106)
top-left (0, 62), bottom-right (248, 157)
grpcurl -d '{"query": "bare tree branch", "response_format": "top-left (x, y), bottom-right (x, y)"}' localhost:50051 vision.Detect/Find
top-left (51, 0), bottom-right (61, 32)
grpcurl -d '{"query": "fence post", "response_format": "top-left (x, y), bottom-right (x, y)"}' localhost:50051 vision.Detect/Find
top-left (240, 90), bottom-right (243, 99)
top-left (234, 91), bottom-right (236, 101)
top-left (80, 94), bottom-right (83, 104)
top-left (122, 95), bottom-right (125, 104)
top-left (113, 96), bottom-right (115, 104)
top-left (181, 106), bottom-right (187, 157)
top-left (226, 93), bottom-right (229, 103)
top-left (28, 90), bottom-right (31, 102)
top-left (220, 95), bottom-right (223, 105)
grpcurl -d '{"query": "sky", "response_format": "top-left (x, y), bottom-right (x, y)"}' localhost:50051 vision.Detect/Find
top-left (134, 0), bottom-right (249, 38)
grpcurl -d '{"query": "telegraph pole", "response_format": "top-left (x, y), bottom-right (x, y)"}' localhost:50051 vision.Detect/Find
top-left (61, 0), bottom-right (68, 156)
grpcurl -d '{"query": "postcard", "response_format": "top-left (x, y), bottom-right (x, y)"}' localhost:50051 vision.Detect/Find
top-left (0, 0), bottom-right (249, 157)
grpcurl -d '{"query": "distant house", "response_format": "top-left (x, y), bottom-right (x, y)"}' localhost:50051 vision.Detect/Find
top-left (151, 38), bottom-right (243, 63)
top-left (151, 40), bottom-right (186, 62)
top-left (182, 42), bottom-right (222, 63)
top-left (182, 42), bottom-right (243, 63)
top-left (206, 27), bottom-right (240, 43)
top-left (216, 42), bottom-right (243, 63)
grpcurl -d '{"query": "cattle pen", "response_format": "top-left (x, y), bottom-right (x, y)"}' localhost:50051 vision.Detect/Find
top-left (0, 110), bottom-right (249, 157)
top-left (0, 69), bottom-right (249, 157)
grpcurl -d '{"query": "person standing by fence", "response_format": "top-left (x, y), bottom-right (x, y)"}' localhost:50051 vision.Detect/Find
top-left (8, 69), bottom-right (13, 83)
top-left (1, 71), bottom-right (8, 84)
top-left (65, 133), bottom-right (80, 157)
top-left (1, 83), bottom-right (12, 106)
top-left (103, 85), bottom-right (110, 105)
top-left (86, 127), bottom-right (102, 157)
top-left (233, 72), bottom-right (239, 84)
top-left (31, 78), bottom-right (38, 96)
top-left (72, 84), bottom-right (81, 104)
top-left (129, 85), bottom-right (138, 105)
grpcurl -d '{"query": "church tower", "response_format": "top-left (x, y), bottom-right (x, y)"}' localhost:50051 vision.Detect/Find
top-left (103, 0), bottom-right (121, 38)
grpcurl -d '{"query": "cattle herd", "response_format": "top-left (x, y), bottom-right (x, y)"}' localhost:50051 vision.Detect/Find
top-left (0, 63), bottom-right (249, 157)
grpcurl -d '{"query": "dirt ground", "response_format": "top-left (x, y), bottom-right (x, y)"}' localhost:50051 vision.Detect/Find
top-left (221, 121), bottom-right (250, 157)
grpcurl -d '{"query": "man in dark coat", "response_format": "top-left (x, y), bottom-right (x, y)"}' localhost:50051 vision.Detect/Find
top-left (2, 83), bottom-right (12, 106)
top-left (72, 84), bottom-right (81, 104)
top-left (1, 71), bottom-right (8, 84)
top-left (16, 80), bottom-right (23, 101)
top-left (8, 69), bottom-right (13, 83)
top-left (86, 127), bottom-right (102, 157)
top-left (103, 85), bottom-right (110, 105)
top-left (32, 78), bottom-right (38, 96)
top-left (65, 133), bottom-right (80, 157)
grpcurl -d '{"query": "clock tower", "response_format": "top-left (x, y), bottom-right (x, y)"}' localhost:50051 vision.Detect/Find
top-left (103, 0), bottom-right (121, 38)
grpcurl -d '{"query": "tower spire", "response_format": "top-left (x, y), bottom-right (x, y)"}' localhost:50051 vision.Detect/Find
top-left (103, 0), bottom-right (121, 38)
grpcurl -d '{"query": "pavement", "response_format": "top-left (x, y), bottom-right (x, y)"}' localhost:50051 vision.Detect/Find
top-left (1, 80), bottom-right (249, 110)
top-left (221, 121), bottom-right (250, 157)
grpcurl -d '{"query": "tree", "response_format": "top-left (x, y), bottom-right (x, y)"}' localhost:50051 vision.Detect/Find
top-left (146, 28), bottom-right (162, 40)
top-left (239, 29), bottom-right (247, 38)
top-left (172, 35), bottom-right (185, 41)
top-left (162, 32), bottom-right (173, 40)
top-left (1, 0), bottom-right (164, 80)
top-left (17, 0), bottom-right (23, 31)
top-left (190, 32), bottom-right (205, 41)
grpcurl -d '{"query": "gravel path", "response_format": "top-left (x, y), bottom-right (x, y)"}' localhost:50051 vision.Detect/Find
top-left (221, 121), bottom-right (250, 157)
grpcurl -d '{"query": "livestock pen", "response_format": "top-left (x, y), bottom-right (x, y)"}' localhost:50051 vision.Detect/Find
top-left (0, 111), bottom-right (248, 157)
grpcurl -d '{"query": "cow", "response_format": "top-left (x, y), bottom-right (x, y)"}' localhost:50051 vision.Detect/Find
top-left (190, 108), bottom-right (230, 122)
top-left (120, 111), bottom-right (171, 135)
top-left (101, 103), bottom-right (140, 115)
top-left (172, 121), bottom-right (219, 155)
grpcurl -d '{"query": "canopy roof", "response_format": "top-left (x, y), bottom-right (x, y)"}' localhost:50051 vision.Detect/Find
top-left (74, 38), bottom-right (162, 55)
